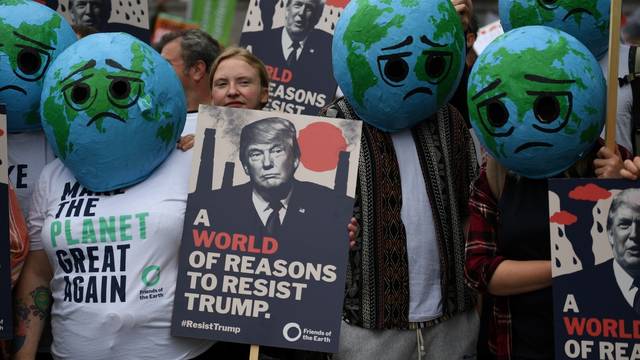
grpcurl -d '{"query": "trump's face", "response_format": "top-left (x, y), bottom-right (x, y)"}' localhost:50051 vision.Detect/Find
top-left (70, 0), bottom-right (108, 29)
top-left (285, 0), bottom-right (321, 40)
top-left (609, 193), bottom-right (640, 277)
top-left (243, 140), bottom-right (299, 192)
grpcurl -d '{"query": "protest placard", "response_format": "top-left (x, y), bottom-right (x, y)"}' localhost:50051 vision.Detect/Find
top-left (550, 179), bottom-right (640, 360)
top-left (239, 0), bottom-right (348, 116)
top-left (171, 105), bottom-right (361, 352)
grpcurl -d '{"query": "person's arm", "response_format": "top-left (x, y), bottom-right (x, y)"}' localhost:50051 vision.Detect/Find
top-left (486, 260), bottom-right (551, 296)
top-left (464, 166), bottom-right (506, 293)
top-left (465, 163), bottom-right (552, 297)
top-left (12, 250), bottom-right (52, 360)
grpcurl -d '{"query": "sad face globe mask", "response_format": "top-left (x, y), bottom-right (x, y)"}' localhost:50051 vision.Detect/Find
top-left (40, 33), bottom-right (186, 191)
top-left (332, 0), bottom-right (465, 132)
top-left (499, 0), bottom-right (610, 59)
top-left (0, 0), bottom-right (76, 132)
top-left (467, 26), bottom-right (605, 178)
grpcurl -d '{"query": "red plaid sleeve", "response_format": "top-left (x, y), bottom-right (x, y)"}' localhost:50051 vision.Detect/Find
top-left (464, 166), bottom-right (506, 293)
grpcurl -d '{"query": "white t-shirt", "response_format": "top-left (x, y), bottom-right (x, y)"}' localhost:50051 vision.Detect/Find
top-left (29, 149), bottom-right (212, 360)
top-left (600, 44), bottom-right (634, 152)
top-left (8, 131), bottom-right (55, 214)
top-left (391, 130), bottom-right (443, 322)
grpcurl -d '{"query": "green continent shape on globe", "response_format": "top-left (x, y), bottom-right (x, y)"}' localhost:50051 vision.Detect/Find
top-left (509, 0), bottom-right (605, 30)
top-left (469, 36), bottom-right (593, 158)
top-left (3, 0), bottom-right (27, 6)
top-left (342, 0), bottom-right (406, 106)
top-left (43, 61), bottom-right (145, 159)
top-left (0, 11), bottom-right (63, 71)
top-left (0, 11), bottom-right (63, 90)
top-left (419, 0), bottom-right (463, 106)
top-left (131, 41), bottom-right (179, 145)
top-left (43, 42), bottom-right (175, 159)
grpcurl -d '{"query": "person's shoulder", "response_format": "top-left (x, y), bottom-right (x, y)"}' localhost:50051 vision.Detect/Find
top-left (214, 182), bottom-right (253, 197)
top-left (293, 180), bottom-right (351, 207)
top-left (242, 27), bottom-right (282, 41)
top-left (309, 28), bottom-right (331, 40)
top-left (295, 180), bottom-right (333, 193)
top-left (305, 28), bottom-right (332, 47)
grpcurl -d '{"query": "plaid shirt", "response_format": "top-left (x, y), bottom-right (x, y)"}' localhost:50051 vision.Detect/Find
top-left (464, 166), bottom-right (510, 360)
top-left (465, 143), bottom-right (631, 360)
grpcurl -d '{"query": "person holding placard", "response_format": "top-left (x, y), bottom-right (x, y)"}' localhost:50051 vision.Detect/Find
top-left (13, 33), bottom-right (215, 360)
top-left (464, 26), bottom-right (629, 360)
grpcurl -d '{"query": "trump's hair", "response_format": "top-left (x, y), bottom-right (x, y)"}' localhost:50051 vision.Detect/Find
top-left (607, 188), bottom-right (640, 233)
top-left (239, 117), bottom-right (300, 167)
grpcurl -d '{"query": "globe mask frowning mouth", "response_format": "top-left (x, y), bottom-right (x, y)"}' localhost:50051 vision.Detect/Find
top-left (59, 58), bottom-right (144, 128)
top-left (562, 7), bottom-right (594, 21)
top-left (375, 35), bottom-right (453, 102)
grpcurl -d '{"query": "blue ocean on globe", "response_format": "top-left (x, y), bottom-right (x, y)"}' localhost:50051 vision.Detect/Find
top-left (332, 0), bottom-right (465, 132)
top-left (0, 0), bottom-right (76, 132)
top-left (499, 0), bottom-right (610, 59)
top-left (40, 33), bottom-right (186, 191)
top-left (467, 26), bottom-right (605, 178)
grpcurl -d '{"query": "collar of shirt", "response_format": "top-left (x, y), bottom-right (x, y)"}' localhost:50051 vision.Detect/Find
top-left (281, 29), bottom-right (307, 61)
top-left (252, 189), bottom-right (292, 226)
top-left (613, 259), bottom-right (638, 307)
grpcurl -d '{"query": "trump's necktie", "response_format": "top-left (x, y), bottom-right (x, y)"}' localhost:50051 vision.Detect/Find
top-left (266, 200), bottom-right (283, 235)
top-left (634, 283), bottom-right (640, 314)
top-left (286, 42), bottom-right (300, 66)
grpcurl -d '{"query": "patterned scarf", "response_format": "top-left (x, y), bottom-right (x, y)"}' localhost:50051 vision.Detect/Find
top-left (321, 98), bottom-right (478, 329)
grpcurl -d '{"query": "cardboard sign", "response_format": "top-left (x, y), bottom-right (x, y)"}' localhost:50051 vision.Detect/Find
top-left (0, 105), bottom-right (12, 340)
top-left (55, 0), bottom-right (151, 42)
top-left (171, 105), bottom-right (362, 352)
top-left (550, 179), bottom-right (640, 360)
top-left (239, 0), bottom-right (348, 116)
top-left (473, 20), bottom-right (503, 56)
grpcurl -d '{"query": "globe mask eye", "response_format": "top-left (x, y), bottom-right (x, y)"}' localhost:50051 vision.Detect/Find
top-left (420, 50), bottom-right (453, 84)
top-left (476, 92), bottom-right (515, 137)
top-left (376, 52), bottom-right (411, 87)
top-left (62, 75), bottom-right (97, 112)
top-left (526, 90), bottom-right (573, 133)
top-left (106, 75), bottom-right (143, 109)
top-left (14, 45), bottom-right (51, 82)
top-left (537, 0), bottom-right (560, 10)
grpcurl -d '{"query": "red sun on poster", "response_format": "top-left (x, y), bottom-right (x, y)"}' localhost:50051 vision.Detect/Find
top-left (298, 122), bottom-right (347, 172)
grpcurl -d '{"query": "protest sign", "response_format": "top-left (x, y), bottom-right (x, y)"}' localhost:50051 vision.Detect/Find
top-left (550, 179), bottom-right (640, 360)
top-left (239, 0), bottom-right (348, 116)
top-left (171, 105), bottom-right (362, 352)
top-left (54, 0), bottom-right (151, 42)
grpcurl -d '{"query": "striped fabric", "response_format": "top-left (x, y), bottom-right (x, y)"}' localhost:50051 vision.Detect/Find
top-left (321, 97), bottom-right (478, 330)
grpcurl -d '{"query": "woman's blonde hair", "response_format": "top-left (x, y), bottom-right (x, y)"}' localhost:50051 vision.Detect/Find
top-left (209, 46), bottom-right (270, 91)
